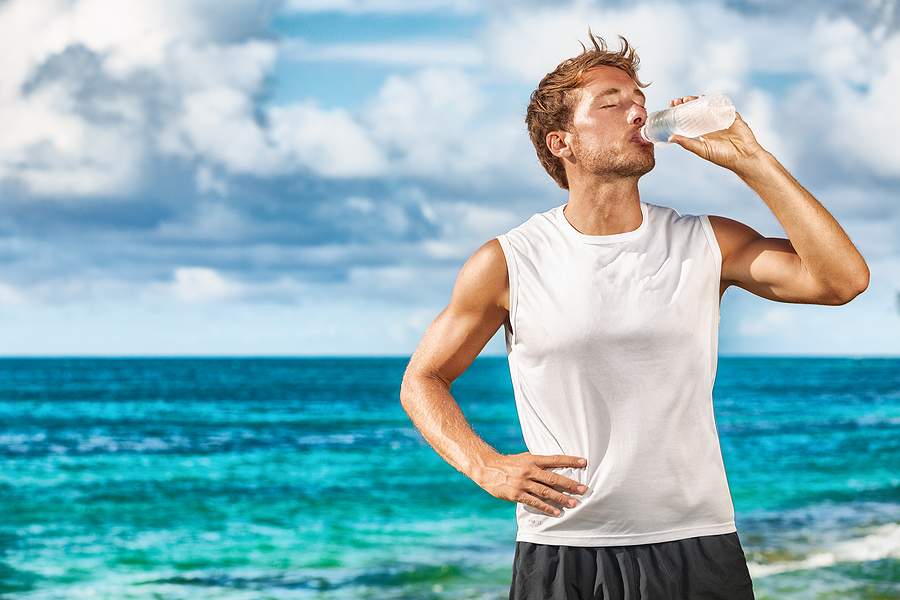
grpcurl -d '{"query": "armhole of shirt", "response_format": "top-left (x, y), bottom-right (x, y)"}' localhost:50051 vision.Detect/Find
top-left (698, 214), bottom-right (723, 284)
top-left (495, 234), bottom-right (518, 342)
top-left (698, 214), bottom-right (724, 328)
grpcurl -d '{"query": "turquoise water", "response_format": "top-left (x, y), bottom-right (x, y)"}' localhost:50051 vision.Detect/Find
top-left (0, 356), bottom-right (897, 599)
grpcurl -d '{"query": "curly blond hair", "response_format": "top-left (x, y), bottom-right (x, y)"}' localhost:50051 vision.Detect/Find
top-left (525, 28), bottom-right (652, 189)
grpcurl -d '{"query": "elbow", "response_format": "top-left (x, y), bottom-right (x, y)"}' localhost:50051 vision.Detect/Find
top-left (855, 263), bottom-right (871, 295)
top-left (821, 260), bottom-right (870, 305)
top-left (399, 359), bottom-right (422, 406)
top-left (829, 275), bottom-right (869, 305)
top-left (399, 371), bottom-right (425, 406)
top-left (399, 370), bottom-right (449, 407)
top-left (399, 374), bottom-right (415, 407)
top-left (844, 264), bottom-right (871, 302)
top-left (399, 385), bottom-right (416, 420)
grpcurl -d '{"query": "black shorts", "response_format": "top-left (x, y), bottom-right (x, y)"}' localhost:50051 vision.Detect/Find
top-left (509, 531), bottom-right (755, 600)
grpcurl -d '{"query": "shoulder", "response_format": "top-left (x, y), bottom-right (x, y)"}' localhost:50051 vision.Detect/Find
top-left (450, 237), bottom-right (510, 312)
top-left (646, 203), bottom-right (762, 262)
top-left (704, 215), bottom-right (764, 264)
top-left (644, 201), bottom-right (682, 225)
top-left (460, 207), bottom-right (556, 312)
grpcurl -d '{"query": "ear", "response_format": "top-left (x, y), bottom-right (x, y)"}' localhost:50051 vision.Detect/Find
top-left (546, 130), bottom-right (573, 159)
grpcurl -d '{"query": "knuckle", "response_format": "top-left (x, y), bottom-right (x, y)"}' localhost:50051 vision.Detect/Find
top-left (535, 485), bottom-right (551, 499)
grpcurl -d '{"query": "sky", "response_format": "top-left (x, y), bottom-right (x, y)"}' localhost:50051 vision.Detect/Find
top-left (0, 0), bottom-right (898, 356)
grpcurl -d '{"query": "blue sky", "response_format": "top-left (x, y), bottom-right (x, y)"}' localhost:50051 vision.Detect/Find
top-left (0, 0), bottom-right (897, 356)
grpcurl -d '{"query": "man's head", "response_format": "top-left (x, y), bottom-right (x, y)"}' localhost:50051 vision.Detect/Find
top-left (526, 31), bottom-right (654, 190)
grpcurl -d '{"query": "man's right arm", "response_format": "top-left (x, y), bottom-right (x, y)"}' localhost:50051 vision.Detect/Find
top-left (399, 238), bottom-right (588, 517)
top-left (400, 238), bottom-right (509, 480)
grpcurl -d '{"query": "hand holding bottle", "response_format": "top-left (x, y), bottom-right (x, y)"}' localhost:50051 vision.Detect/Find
top-left (662, 94), bottom-right (767, 173)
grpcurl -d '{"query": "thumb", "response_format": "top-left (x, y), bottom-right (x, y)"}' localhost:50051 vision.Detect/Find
top-left (668, 133), bottom-right (703, 152)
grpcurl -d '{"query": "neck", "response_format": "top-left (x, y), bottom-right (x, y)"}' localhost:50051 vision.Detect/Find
top-left (563, 176), bottom-right (643, 236)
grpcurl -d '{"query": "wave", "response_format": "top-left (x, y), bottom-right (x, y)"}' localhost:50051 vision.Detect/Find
top-left (0, 427), bottom-right (421, 456)
top-left (748, 522), bottom-right (900, 578)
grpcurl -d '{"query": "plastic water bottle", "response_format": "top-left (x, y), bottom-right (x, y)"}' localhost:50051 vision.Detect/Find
top-left (639, 93), bottom-right (736, 144)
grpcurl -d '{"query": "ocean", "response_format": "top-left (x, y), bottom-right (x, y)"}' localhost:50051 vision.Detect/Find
top-left (0, 356), bottom-right (897, 599)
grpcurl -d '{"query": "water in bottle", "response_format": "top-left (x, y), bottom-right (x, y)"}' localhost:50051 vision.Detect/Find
top-left (639, 93), bottom-right (736, 144)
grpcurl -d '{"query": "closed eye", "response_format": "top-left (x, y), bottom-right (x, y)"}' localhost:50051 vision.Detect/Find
top-left (600, 102), bottom-right (645, 109)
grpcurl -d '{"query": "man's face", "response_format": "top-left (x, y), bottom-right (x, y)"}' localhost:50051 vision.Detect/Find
top-left (563, 65), bottom-right (655, 180)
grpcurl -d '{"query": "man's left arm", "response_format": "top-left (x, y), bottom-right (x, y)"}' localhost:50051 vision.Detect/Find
top-left (666, 98), bottom-right (870, 305)
top-left (712, 151), bottom-right (870, 305)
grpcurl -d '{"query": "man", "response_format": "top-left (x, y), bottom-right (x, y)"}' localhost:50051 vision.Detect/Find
top-left (399, 31), bottom-right (869, 599)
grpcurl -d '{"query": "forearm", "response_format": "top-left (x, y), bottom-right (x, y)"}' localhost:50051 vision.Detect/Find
top-left (400, 374), bottom-right (502, 483)
top-left (732, 151), bottom-right (870, 292)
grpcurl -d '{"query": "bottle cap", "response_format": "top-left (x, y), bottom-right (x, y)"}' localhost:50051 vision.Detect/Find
top-left (639, 124), bottom-right (651, 143)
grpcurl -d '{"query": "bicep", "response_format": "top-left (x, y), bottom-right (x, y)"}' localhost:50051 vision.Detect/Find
top-left (709, 215), bottom-right (838, 305)
top-left (404, 240), bottom-right (509, 387)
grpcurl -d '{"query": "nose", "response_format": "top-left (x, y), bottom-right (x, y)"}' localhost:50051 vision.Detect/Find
top-left (629, 104), bottom-right (647, 127)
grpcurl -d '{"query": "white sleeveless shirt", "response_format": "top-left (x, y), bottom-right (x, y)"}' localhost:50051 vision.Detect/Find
top-left (495, 200), bottom-right (736, 546)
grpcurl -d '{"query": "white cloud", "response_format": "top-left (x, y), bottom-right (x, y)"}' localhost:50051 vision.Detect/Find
top-left (4, 0), bottom-right (896, 192)
top-left (481, 2), bottom-right (698, 97)
top-left (0, 61), bottom-right (145, 198)
top-left (0, 281), bottom-right (27, 305)
top-left (158, 86), bottom-right (287, 176)
top-left (0, 0), bottom-right (276, 197)
top-left (476, 1), bottom-right (893, 178)
top-left (362, 67), bottom-right (482, 172)
top-left (0, 0), bottom-right (897, 357)
top-left (723, 252), bottom-right (900, 355)
top-left (268, 101), bottom-right (389, 177)
top-left (687, 37), bottom-right (749, 97)
top-left (345, 196), bottom-right (376, 213)
top-left (357, 67), bottom-right (537, 184)
top-left (280, 37), bottom-right (484, 67)
top-left (165, 39), bottom-right (278, 93)
top-left (738, 87), bottom-right (796, 169)
top-left (195, 165), bottom-right (229, 196)
top-left (737, 306), bottom-right (795, 337)
top-left (0, 0), bottom-right (394, 191)
top-left (429, 201), bottom-right (521, 238)
top-left (421, 239), bottom-right (469, 259)
top-left (169, 267), bottom-right (243, 303)
top-left (345, 263), bottom-right (459, 304)
top-left (824, 32), bottom-right (900, 178)
top-left (806, 14), bottom-right (884, 88)
top-left (282, 0), bottom-right (480, 14)
top-left (155, 201), bottom-right (249, 241)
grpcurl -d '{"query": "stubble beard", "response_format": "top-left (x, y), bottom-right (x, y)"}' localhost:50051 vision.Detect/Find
top-left (573, 133), bottom-right (655, 180)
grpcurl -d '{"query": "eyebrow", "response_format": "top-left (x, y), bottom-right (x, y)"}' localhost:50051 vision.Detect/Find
top-left (593, 87), bottom-right (646, 102)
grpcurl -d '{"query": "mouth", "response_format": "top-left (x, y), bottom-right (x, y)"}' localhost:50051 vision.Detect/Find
top-left (630, 132), bottom-right (653, 147)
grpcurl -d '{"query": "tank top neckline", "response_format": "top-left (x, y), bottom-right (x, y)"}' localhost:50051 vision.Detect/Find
top-left (554, 200), bottom-right (649, 245)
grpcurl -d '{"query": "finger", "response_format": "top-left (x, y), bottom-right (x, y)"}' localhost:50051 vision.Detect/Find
top-left (532, 470), bottom-right (588, 494)
top-left (515, 491), bottom-right (562, 517)
top-left (534, 454), bottom-right (587, 468)
top-left (672, 96), bottom-right (697, 107)
top-left (668, 133), bottom-right (704, 152)
top-left (525, 481), bottom-right (578, 508)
